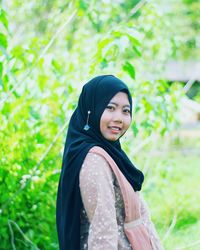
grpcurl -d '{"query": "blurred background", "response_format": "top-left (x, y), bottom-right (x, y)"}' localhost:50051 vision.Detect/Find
top-left (0, 0), bottom-right (199, 249)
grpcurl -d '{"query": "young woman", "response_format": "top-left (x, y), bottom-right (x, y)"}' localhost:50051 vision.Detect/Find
top-left (56, 75), bottom-right (163, 250)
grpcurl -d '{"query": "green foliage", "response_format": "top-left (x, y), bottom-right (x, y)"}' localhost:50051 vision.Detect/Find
top-left (0, 32), bottom-right (7, 49)
top-left (0, 0), bottom-right (199, 249)
top-left (0, 8), bottom-right (8, 30)
top-left (123, 62), bottom-right (135, 79)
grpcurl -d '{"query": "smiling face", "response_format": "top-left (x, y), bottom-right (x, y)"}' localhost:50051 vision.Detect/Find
top-left (100, 91), bottom-right (132, 141)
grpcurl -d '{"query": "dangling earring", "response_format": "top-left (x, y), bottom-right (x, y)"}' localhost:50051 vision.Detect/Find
top-left (84, 110), bottom-right (91, 131)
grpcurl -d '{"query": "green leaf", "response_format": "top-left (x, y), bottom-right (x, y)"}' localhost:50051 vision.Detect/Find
top-left (112, 30), bottom-right (123, 38)
top-left (2, 73), bottom-right (8, 91)
top-left (11, 45), bottom-right (24, 58)
top-left (123, 61), bottom-right (135, 79)
top-left (98, 37), bottom-right (112, 50)
top-left (127, 34), bottom-right (141, 46)
top-left (35, 132), bottom-right (46, 144)
top-left (132, 46), bottom-right (142, 57)
top-left (67, 84), bottom-right (74, 94)
top-left (79, 0), bottom-right (89, 11)
top-left (1, 102), bottom-right (11, 117)
top-left (51, 59), bottom-right (62, 72)
top-left (0, 33), bottom-right (8, 49)
top-left (142, 97), bottom-right (153, 113)
top-left (38, 75), bottom-right (48, 91)
top-left (100, 58), bottom-right (108, 69)
top-left (131, 122), bottom-right (139, 136)
top-left (0, 61), bottom-right (2, 78)
top-left (104, 42), bottom-right (119, 60)
top-left (0, 9), bottom-right (8, 30)
top-left (29, 106), bottom-right (41, 120)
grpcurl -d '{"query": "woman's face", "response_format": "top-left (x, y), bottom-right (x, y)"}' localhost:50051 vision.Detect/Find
top-left (100, 92), bottom-right (132, 141)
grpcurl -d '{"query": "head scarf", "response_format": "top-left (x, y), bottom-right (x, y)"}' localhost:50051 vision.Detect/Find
top-left (56, 75), bottom-right (144, 250)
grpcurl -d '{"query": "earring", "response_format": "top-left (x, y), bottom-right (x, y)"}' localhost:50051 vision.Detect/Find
top-left (83, 110), bottom-right (91, 131)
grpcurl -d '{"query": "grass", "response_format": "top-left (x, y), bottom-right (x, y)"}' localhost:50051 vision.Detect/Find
top-left (132, 132), bottom-right (200, 250)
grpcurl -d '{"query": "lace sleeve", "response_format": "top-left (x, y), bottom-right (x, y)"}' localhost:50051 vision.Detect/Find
top-left (79, 152), bottom-right (118, 250)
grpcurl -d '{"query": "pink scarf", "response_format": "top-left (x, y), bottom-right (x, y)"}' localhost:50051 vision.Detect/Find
top-left (89, 146), bottom-right (153, 250)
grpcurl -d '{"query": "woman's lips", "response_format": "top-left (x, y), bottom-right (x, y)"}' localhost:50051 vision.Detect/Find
top-left (108, 126), bottom-right (122, 134)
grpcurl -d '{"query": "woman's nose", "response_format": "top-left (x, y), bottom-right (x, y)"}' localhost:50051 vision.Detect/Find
top-left (113, 111), bottom-right (123, 123)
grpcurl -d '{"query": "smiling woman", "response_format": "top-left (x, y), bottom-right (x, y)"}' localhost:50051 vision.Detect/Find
top-left (56, 75), bottom-right (163, 250)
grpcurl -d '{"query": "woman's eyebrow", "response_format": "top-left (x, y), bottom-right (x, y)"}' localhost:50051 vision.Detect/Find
top-left (109, 102), bottom-right (130, 108)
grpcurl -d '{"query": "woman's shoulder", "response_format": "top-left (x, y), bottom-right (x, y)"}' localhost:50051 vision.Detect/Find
top-left (80, 150), bottom-right (113, 181)
top-left (83, 151), bottom-right (109, 170)
top-left (88, 145), bottom-right (109, 158)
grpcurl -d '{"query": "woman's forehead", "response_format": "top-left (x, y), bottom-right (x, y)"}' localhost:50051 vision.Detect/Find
top-left (109, 92), bottom-right (130, 106)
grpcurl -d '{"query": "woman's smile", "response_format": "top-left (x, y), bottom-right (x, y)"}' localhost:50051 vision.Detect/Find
top-left (108, 125), bottom-right (122, 134)
top-left (100, 92), bottom-right (132, 141)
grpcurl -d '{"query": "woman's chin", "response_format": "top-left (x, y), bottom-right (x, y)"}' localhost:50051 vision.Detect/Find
top-left (103, 132), bottom-right (121, 141)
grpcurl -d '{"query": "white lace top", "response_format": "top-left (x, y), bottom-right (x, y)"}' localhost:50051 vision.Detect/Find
top-left (79, 152), bottom-right (163, 250)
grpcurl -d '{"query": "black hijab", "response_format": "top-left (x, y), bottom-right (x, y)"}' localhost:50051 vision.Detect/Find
top-left (56, 75), bottom-right (144, 250)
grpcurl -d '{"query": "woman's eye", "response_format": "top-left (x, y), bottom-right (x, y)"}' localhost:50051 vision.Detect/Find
top-left (124, 109), bottom-right (130, 114)
top-left (106, 105), bottom-right (115, 110)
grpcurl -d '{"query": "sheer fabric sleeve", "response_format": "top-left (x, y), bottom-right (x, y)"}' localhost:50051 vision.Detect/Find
top-left (79, 152), bottom-right (118, 250)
